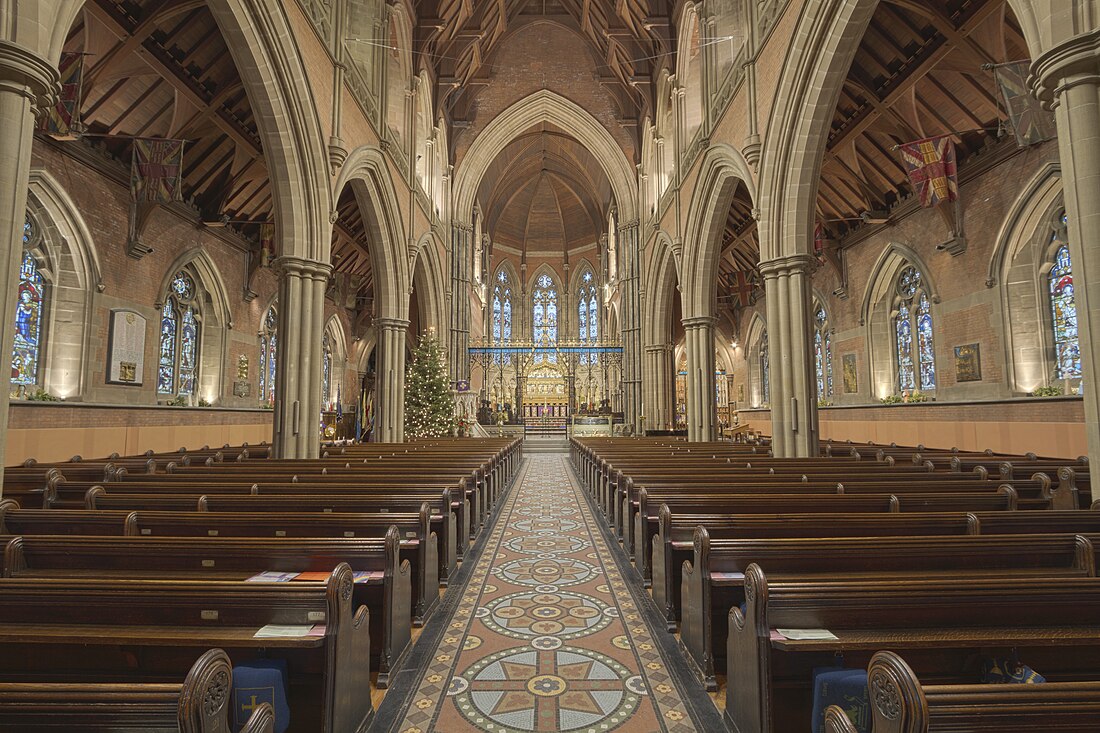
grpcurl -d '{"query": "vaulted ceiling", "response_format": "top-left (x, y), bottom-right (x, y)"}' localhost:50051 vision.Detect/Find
top-left (414, 0), bottom-right (671, 139)
top-left (818, 0), bottom-right (1029, 237)
top-left (479, 124), bottom-right (612, 255)
top-left (65, 0), bottom-right (269, 226)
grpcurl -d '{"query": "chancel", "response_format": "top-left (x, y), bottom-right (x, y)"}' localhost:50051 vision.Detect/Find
top-left (0, 1), bottom-right (1099, 732)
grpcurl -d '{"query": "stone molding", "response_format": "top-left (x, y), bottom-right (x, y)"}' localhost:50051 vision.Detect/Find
top-left (0, 40), bottom-right (59, 110)
top-left (1033, 28), bottom-right (1100, 107)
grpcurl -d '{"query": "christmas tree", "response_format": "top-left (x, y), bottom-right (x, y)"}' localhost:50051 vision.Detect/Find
top-left (404, 331), bottom-right (457, 439)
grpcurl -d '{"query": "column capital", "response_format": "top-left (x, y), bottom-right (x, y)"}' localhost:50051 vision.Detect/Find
top-left (758, 253), bottom-right (815, 279)
top-left (376, 316), bottom-right (410, 331)
top-left (1032, 28), bottom-right (1100, 107)
top-left (681, 315), bottom-right (717, 329)
top-left (0, 41), bottom-right (59, 110)
top-left (274, 255), bottom-right (332, 280)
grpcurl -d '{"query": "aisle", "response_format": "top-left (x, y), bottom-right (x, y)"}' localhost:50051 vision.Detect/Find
top-left (391, 453), bottom-right (702, 733)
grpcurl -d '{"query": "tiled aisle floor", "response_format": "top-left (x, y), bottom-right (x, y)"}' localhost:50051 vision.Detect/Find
top-left (393, 454), bottom-right (701, 733)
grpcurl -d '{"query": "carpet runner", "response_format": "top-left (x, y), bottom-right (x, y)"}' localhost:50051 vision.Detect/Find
top-left (393, 454), bottom-right (700, 733)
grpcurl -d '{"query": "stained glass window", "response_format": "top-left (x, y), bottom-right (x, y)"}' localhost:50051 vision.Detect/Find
top-left (22, 215), bottom-right (34, 246)
top-left (11, 251), bottom-right (45, 389)
top-left (322, 333), bottom-right (332, 406)
top-left (761, 329), bottom-right (770, 405)
top-left (893, 265), bottom-right (935, 393)
top-left (158, 271), bottom-right (200, 396)
top-left (158, 301), bottom-right (177, 394)
top-left (1049, 243), bottom-right (1081, 379)
top-left (578, 269), bottom-right (599, 364)
top-left (259, 306), bottom-right (277, 404)
top-left (895, 304), bottom-right (915, 392)
top-left (533, 273), bottom-right (558, 363)
top-left (814, 303), bottom-right (833, 397)
top-left (492, 270), bottom-right (512, 364)
top-left (917, 294), bottom-right (935, 390)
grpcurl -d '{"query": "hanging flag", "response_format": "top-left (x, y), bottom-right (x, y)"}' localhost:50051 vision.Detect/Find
top-left (727, 270), bottom-right (756, 308)
top-left (259, 222), bottom-right (275, 267)
top-left (38, 52), bottom-right (83, 139)
top-left (897, 135), bottom-right (959, 208)
top-left (131, 138), bottom-right (185, 203)
top-left (814, 222), bottom-right (828, 264)
top-left (993, 61), bottom-right (1056, 147)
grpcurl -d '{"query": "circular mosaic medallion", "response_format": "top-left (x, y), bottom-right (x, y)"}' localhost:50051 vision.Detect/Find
top-left (512, 518), bottom-right (582, 534)
top-left (480, 590), bottom-right (611, 640)
top-left (453, 646), bottom-right (640, 733)
top-left (495, 556), bottom-right (600, 587)
top-left (503, 534), bottom-right (589, 555)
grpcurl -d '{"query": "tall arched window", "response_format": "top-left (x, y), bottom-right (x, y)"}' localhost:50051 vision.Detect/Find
top-left (322, 333), bottom-right (332, 407)
top-left (11, 242), bottom-right (46, 394)
top-left (578, 269), bottom-right (599, 364)
top-left (761, 329), bottom-right (770, 405)
top-left (492, 270), bottom-right (512, 343)
top-left (814, 302), bottom-right (833, 398)
top-left (532, 273), bottom-right (558, 363)
top-left (259, 305), bottom-right (277, 404)
top-left (894, 265), bottom-right (936, 392)
top-left (1049, 240), bottom-right (1081, 380)
top-left (158, 271), bottom-right (200, 396)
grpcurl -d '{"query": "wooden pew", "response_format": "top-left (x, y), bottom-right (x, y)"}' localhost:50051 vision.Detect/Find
top-left (0, 565), bottom-right (372, 733)
top-left (0, 503), bottom-right (442, 625)
top-left (632, 487), bottom-right (1020, 583)
top-left (677, 530), bottom-right (1095, 689)
top-left (824, 650), bottom-right (1100, 733)
top-left (726, 568), bottom-right (1100, 733)
top-left (0, 648), bottom-right (274, 732)
top-left (2, 531), bottom-right (412, 686)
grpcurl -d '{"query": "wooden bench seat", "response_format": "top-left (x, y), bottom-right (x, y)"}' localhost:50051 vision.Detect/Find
top-left (675, 531), bottom-right (1094, 690)
top-left (2, 531), bottom-right (412, 686)
top-left (0, 648), bottom-right (273, 732)
top-left (0, 503), bottom-right (442, 625)
top-left (825, 650), bottom-right (1100, 733)
top-left (0, 565), bottom-right (371, 733)
top-left (727, 569), bottom-right (1100, 733)
top-left (630, 488), bottom-right (1020, 580)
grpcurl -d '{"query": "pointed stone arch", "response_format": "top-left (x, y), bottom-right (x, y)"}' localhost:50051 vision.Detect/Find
top-left (680, 144), bottom-right (756, 319)
top-left (334, 146), bottom-right (410, 321)
top-left (452, 90), bottom-right (637, 225)
top-left (410, 231), bottom-right (448, 339)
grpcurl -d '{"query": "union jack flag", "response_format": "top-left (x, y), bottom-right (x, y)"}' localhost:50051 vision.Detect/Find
top-left (726, 270), bottom-right (757, 308)
top-left (38, 52), bottom-right (83, 139)
top-left (898, 135), bottom-right (959, 208)
top-left (131, 139), bottom-right (185, 204)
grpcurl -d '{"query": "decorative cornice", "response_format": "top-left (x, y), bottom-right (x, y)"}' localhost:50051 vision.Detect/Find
top-left (375, 316), bottom-right (411, 330)
top-left (1033, 28), bottom-right (1100, 109)
top-left (0, 40), bottom-right (59, 110)
top-left (274, 255), bottom-right (332, 280)
top-left (681, 315), bottom-right (717, 328)
top-left (759, 253), bottom-right (815, 278)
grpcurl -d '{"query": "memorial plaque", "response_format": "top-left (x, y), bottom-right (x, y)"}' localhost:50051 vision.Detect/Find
top-left (233, 381), bottom-right (252, 398)
top-left (107, 309), bottom-right (147, 386)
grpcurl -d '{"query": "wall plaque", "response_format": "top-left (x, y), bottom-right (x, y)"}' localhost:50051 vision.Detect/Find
top-left (233, 381), bottom-right (252, 398)
top-left (107, 309), bottom-right (147, 386)
top-left (954, 343), bottom-right (982, 383)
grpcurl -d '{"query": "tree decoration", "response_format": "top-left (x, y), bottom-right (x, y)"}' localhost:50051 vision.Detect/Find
top-left (404, 331), bottom-right (457, 439)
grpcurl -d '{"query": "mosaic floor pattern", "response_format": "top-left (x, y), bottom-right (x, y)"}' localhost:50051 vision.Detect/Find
top-left (394, 454), bottom-right (699, 733)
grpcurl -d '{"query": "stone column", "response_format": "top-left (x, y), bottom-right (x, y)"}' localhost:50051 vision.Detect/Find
top-left (760, 254), bottom-right (818, 457)
top-left (682, 316), bottom-right (717, 442)
top-left (449, 222), bottom-right (471, 385)
top-left (1034, 32), bottom-right (1100, 466)
top-left (644, 343), bottom-right (675, 430)
top-left (0, 42), bottom-right (59, 490)
top-left (374, 317), bottom-right (409, 443)
top-left (618, 221), bottom-right (643, 429)
top-left (272, 256), bottom-right (332, 458)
